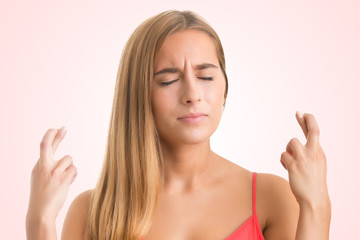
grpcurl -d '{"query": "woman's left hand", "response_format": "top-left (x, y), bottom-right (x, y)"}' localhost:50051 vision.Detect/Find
top-left (280, 111), bottom-right (330, 208)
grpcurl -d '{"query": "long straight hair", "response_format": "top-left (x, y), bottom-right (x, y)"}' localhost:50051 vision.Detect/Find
top-left (87, 10), bottom-right (229, 240)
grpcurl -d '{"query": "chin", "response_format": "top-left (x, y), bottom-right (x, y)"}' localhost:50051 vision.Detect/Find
top-left (157, 121), bottom-right (219, 144)
top-left (172, 131), bottom-right (212, 145)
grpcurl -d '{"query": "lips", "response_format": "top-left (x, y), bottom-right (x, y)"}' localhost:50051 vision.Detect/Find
top-left (178, 112), bottom-right (207, 119)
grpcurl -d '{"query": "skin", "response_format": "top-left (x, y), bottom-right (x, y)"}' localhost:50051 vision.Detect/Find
top-left (150, 29), bottom-right (227, 193)
top-left (26, 30), bottom-right (331, 240)
top-left (26, 126), bottom-right (77, 240)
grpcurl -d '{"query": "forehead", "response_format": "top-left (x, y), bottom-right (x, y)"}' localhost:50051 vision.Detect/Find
top-left (155, 30), bottom-right (219, 68)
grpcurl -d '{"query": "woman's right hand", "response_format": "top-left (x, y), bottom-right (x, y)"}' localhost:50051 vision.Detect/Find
top-left (26, 126), bottom-right (77, 223)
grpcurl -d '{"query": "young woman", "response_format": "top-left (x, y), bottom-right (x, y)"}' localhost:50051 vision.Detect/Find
top-left (26, 10), bottom-right (331, 240)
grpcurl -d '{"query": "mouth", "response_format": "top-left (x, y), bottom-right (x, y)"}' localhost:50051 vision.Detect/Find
top-left (178, 113), bottom-right (208, 124)
top-left (178, 112), bottom-right (207, 119)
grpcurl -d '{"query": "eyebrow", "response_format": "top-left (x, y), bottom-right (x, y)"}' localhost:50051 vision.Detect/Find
top-left (154, 63), bottom-right (218, 76)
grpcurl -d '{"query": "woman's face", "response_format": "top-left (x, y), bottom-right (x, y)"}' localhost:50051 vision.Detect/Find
top-left (151, 29), bottom-right (226, 145)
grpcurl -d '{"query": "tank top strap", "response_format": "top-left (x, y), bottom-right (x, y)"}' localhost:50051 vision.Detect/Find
top-left (252, 172), bottom-right (257, 215)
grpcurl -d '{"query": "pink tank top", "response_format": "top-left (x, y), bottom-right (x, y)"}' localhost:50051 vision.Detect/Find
top-left (141, 172), bottom-right (265, 240)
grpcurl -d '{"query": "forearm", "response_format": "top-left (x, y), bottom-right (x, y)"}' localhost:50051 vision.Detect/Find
top-left (26, 214), bottom-right (58, 240)
top-left (295, 199), bottom-right (331, 240)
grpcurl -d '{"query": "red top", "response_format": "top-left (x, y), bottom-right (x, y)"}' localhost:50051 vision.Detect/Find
top-left (141, 172), bottom-right (265, 240)
top-left (224, 172), bottom-right (265, 239)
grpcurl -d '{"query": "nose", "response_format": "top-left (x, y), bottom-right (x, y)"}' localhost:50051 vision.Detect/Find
top-left (180, 70), bottom-right (202, 105)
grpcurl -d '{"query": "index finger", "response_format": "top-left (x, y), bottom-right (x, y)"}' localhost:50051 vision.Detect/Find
top-left (297, 112), bottom-right (320, 148)
top-left (39, 127), bottom-right (66, 166)
top-left (296, 110), bottom-right (308, 138)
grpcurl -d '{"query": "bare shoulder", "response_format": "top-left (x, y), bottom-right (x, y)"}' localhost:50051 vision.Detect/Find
top-left (256, 173), bottom-right (300, 240)
top-left (61, 189), bottom-right (93, 240)
top-left (256, 172), bottom-right (295, 200)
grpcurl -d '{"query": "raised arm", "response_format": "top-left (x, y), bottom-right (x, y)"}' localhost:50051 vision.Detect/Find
top-left (262, 111), bottom-right (331, 240)
top-left (26, 126), bottom-right (77, 240)
top-left (281, 111), bottom-right (331, 239)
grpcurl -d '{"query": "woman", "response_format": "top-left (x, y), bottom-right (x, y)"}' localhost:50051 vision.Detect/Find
top-left (26, 10), bottom-right (331, 240)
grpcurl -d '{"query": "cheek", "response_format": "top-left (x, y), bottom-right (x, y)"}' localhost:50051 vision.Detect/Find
top-left (208, 81), bottom-right (225, 106)
top-left (151, 90), bottom-right (173, 118)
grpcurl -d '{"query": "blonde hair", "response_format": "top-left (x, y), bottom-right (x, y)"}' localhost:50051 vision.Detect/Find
top-left (87, 9), bottom-right (229, 240)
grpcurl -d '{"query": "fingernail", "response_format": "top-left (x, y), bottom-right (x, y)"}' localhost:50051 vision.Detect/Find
top-left (296, 111), bottom-right (303, 118)
top-left (60, 126), bottom-right (67, 135)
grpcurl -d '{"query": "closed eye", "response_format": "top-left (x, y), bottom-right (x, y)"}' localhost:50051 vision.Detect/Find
top-left (198, 77), bottom-right (213, 81)
top-left (160, 77), bottom-right (213, 86)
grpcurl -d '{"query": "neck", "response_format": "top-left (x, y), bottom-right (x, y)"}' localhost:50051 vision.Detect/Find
top-left (160, 138), bottom-right (220, 194)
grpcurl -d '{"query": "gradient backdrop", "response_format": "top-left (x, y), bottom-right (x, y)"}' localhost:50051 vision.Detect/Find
top-left (1, 1), bottom-right (359, 239)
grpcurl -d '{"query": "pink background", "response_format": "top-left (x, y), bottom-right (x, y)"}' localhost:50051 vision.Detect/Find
top-left (1, 1), bottom-right (359, 239)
